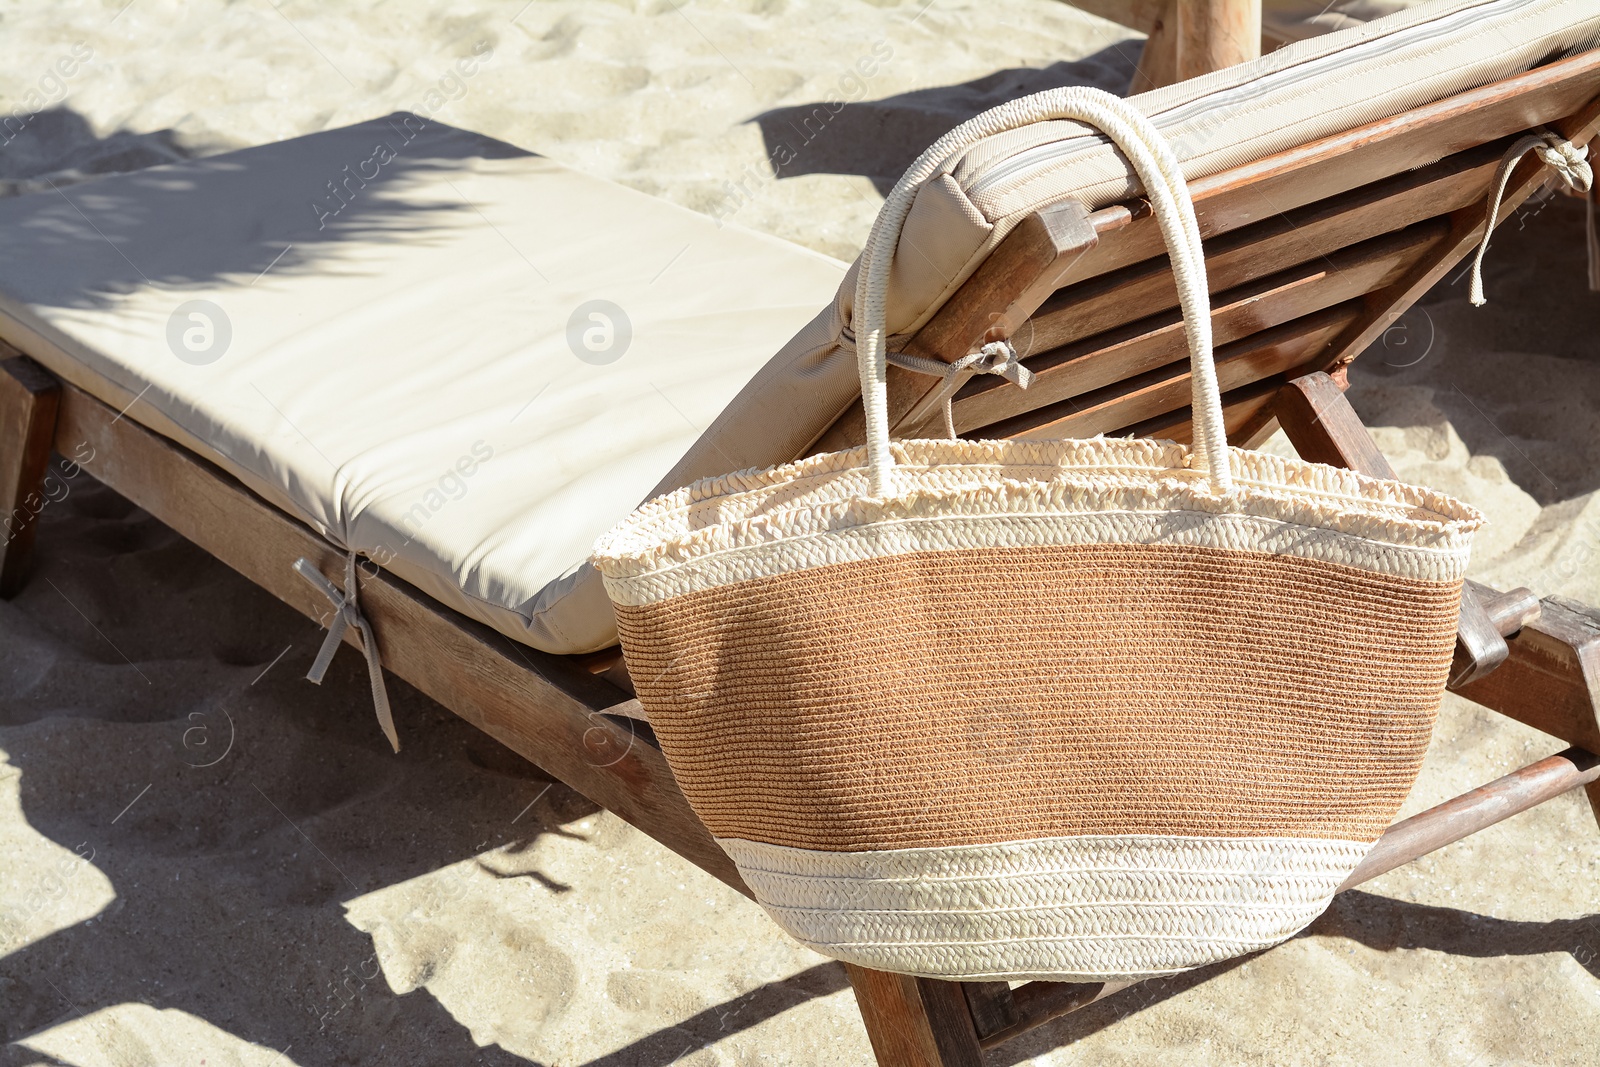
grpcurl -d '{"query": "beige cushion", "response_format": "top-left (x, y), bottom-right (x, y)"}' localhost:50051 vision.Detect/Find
top-left (0, 117), bottom-right (845, 654)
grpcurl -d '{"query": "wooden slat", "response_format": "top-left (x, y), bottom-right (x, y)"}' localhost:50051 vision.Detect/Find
top-left (811, 54), bottom-right (1598, 461)
top-left (1061, 52), bottom-right (1600, 290)
top-left (979, 744), bottom-right (1600, 1048)
top-left (0, 353), bottom-right (62, 598)
top-left (1232, 411), bottom-right (1283, 450)
top-left (950, 219), bottom-right (1443, 434)
top-left (1122, 375), bottom-right (1282, 447)
top-left (1028, 142), bottom-right (1503, 356)
top-left (810, 56), bottom-right (1599, 457)
top-left (986, 301), bottom-right (1356, 441)
top-left (50, 382), bottom-right (746, 894)
top-left (846, 966), bottom-right (985, 1067)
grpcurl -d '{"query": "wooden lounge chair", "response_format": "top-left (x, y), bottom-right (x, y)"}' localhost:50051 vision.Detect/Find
top-left (3, 1), bottom-right (1599, 1063)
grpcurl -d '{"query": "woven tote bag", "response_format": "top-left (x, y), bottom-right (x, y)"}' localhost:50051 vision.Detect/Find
top-left (591, 88), bottom-right (1483, 983)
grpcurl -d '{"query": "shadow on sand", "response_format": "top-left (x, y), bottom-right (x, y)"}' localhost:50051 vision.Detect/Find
top-left (990, 888), bottom-right (1600, 1065)
top-left (750, 43), bottom-right (1141, 195)
top-left (1355, 189), bottom-right (1600, 506)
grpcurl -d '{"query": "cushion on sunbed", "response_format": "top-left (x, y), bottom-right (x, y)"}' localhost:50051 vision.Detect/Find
top-left (0, 118), bottom-right (846, 654)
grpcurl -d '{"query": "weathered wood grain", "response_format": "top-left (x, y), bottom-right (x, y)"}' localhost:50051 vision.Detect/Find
top-left (1320, 94), bottom-right (1600, 370)
top-left (1066, 54), bottom-right (1600, 289)
top-left (952, 220), bottom-right (1442, 434)
top-left (1455, 596), bottom-right (1600, 756)
top-left (0, 353), bottom-right (62, 598)
top-left (1175, 0), bottom-right (1261, 81)
top-left (847, 966), bottom-right (986, 1067)
top-left (987, 302), bottom-right (1355, 441)
top-left (1030, 144), bottom-right (1502, 357)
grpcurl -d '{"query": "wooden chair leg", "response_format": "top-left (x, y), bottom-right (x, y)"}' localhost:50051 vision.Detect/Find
top-left (846, 964), bottom-right (985, 1067)
top-left (1134, 0), bottom-right (1261, 92)
top-left (1132, 1), bottom-right (1179, 94)
top-left (0, 355), bottom-right (61, 598)
top-left (1174, 0), bottom-right (1262, 81)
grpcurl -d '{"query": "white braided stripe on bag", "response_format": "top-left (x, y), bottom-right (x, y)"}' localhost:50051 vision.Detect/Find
top-left (592, 87), bottom-right (1482, 982)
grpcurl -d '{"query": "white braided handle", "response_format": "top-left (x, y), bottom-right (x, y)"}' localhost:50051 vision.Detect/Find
top-left (854, 87), bottom-right (1232, 498)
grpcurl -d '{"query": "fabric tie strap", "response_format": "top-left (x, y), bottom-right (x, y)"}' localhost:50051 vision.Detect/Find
top-left (293, 552), bottom-right (398, 753)
top-left (1469, 130), bottom-right (1594, 306)
top-left (887, 339), bottom-right (1034, 440)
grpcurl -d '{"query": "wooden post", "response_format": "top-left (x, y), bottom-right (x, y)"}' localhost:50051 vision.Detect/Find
top-left (1175, 0), bottom-right (1262, 81)
top-left (0, 355), bottom-right (61, 598)
top-left (1135, 0), bottom-right (1261, 92)
top-left (846, 965), bottom-right (985, 1067)
top-left (1132, 1), bottom-right (1180, 94)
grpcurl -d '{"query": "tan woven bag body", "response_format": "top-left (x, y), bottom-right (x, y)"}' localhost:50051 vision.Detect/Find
top-left (591, 88), bottom-right (1483, 983)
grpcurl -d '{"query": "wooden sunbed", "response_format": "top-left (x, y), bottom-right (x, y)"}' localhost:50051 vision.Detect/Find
top-left (4, 27), bottom-right (1600, 1067)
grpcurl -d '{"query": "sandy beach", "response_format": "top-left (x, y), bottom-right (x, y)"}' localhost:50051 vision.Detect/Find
top-left (2, 1), bottom-right (1599, 1064)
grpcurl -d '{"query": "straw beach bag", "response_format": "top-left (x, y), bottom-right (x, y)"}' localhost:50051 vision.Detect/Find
top-left (592, 88), bottom-right (1482, 982)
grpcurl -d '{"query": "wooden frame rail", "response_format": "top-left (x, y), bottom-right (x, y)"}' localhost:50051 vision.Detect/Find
top-left (0, 351), bottom-right (58, 596)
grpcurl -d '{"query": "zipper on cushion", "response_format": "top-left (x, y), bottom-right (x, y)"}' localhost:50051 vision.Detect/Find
top-left (960, 0), bottom-right (1519, 215)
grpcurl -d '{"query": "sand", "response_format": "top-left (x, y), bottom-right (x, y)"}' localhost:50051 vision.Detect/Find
top-left (1, 1), bottom-right (1598, 1064)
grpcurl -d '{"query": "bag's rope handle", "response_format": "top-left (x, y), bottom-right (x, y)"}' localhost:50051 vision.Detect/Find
top-left (853, 87), bottom-right (1231, 499)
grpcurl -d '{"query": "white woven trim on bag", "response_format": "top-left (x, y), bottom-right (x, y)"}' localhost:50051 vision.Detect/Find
top-left (601, 506), bottom-right (1472, 606)
top-left (592, 439), bottom-right (1482, 595)
top-left (720, 833), bottom-right (1368, 983)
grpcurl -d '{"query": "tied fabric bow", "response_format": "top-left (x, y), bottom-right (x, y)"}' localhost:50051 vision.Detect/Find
top-left (293, 551), bottom-right (397, 752)
top-left (887, 339), bottom-right (1034, 440)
